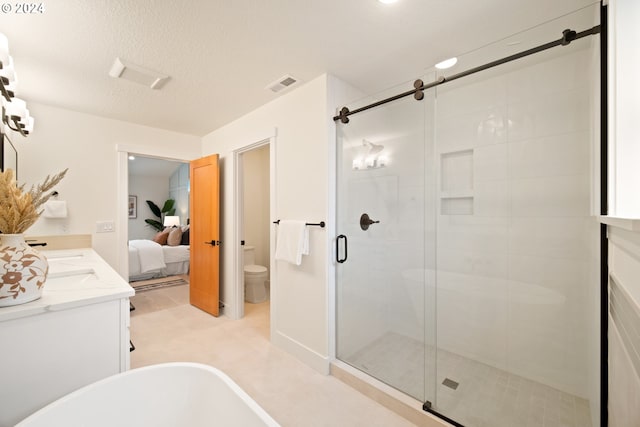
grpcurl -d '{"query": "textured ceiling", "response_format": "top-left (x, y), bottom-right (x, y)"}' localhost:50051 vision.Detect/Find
top-left (0, 0), bottom-right (597, 136)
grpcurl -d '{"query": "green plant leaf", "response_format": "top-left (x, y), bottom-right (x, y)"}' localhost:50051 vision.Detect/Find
top-left (161, 199), bottom-right (175, 213)
top-left (144, 219), bottom-right (164, 232)
top-left (146, 200), bottom-right (161, 218)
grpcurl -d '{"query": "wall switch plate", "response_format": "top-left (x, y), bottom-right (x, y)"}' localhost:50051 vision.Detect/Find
top-left (96, 221), bottom-right (115, 233)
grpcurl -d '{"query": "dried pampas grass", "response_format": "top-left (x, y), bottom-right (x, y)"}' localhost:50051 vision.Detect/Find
top-left (0, 168), bottom-right (68, 234)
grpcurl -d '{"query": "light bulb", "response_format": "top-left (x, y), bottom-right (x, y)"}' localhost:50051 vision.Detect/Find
top-left (0, 33), bottom-right (9, 66)
top-left (435, 57), bottom-right (458, 70)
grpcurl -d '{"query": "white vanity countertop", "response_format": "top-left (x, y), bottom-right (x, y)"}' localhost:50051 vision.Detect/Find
top-left (0, 248), bottom-right (134, 322)
top-left (598, 215), bottom-right (640, 231)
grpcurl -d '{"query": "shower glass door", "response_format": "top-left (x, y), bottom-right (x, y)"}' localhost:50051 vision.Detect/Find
top-left (335, 82), bottom-right (437, 404)
top-left (336, 5), bottom-right (601, 427)
top-left (430, 6), bottom-right (600, 426)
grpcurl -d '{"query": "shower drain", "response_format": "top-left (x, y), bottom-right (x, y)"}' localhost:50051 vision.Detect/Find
top-left (442, 378), bottom-right (459, 390)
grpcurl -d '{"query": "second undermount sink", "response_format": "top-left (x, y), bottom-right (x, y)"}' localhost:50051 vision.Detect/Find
top-left (46, 268), bottom-right (100, 289)
top-left (46, 254), bottom-right (84, 261)
top-left (46, 253), bottom-right (93, 279)
top-left (48, 268), bottom-right (96, 279)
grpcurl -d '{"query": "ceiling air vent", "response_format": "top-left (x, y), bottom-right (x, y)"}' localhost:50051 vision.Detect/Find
top-left (266, 74), bottom-right (299, 93)
top-left (109, 57), bottom-right (170, 90)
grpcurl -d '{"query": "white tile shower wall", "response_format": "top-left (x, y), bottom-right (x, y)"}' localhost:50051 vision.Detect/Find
top-left (434, 46), bottom-right (594, 398)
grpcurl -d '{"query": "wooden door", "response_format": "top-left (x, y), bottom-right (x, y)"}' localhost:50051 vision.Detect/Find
top-left (189, 154), bottom-right (220, 316)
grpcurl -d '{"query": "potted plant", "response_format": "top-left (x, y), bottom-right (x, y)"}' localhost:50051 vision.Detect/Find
top-left (144, 199), bottom-right (175, 232)
top-left (0, 168), bottom-right (67, 306)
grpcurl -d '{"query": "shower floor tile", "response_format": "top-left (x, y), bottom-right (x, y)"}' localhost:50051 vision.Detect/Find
top-left (346, 332), bottom-right (592, 427)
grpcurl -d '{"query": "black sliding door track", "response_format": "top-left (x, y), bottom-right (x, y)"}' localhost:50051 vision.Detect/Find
top-left (333, 25), bottom-right (601, 124)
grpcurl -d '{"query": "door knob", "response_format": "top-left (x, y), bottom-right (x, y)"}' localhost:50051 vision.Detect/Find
top-left (204, 240), bottom-right (222, 246)
top-left (360, 213), bottom-right (380, 231)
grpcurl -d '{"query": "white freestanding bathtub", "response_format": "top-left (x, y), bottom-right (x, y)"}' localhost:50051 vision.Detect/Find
top-left (16, 362), bottom-right (280, 427)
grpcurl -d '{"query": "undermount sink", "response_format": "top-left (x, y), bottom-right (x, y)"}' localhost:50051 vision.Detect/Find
top-left (46, 253), bottom-right (94, 280)
top-left (46, 253), bottom-right (84, 261)
top-left (48, 268), bottom-right (95, 279)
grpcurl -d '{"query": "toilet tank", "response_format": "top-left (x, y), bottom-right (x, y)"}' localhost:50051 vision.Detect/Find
top-left (243, 246), bottom-right (255, 266)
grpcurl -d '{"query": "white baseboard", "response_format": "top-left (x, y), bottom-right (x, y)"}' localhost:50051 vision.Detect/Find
top-left (272, 330), bottom-right (330, 374)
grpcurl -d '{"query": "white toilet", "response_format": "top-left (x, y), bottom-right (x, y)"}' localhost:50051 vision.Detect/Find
top-left (243, 246), bottom-right (268, 303)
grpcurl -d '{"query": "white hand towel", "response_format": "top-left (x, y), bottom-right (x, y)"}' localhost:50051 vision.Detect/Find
top-left (43, 200), bottom-right (68, 218)
top-left (275, 220), bottom-right (309, 265)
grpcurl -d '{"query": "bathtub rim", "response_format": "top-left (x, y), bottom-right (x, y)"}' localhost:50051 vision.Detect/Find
top-left (16, 362), bottom-right (280, 427)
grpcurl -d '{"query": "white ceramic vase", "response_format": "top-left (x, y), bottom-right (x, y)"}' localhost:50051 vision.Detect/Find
top-left (0, 234), bottom-right (49, 307)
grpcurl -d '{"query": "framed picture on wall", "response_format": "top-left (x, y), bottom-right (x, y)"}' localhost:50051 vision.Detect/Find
top-left (128, 196), bottom-right (137, 218)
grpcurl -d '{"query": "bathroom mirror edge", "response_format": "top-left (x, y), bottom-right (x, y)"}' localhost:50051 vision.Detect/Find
top-left (0, 133), bottom-right (18, 180)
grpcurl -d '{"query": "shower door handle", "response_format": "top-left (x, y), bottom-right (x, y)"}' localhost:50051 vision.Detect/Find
top-left (336, 234), bottom-right (348, 263)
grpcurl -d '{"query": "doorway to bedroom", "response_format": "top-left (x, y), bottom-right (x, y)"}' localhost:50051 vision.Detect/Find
top-left (127, 155), bottom-right (191, 297)
top-left (238, 143), bottom-right (271, 329)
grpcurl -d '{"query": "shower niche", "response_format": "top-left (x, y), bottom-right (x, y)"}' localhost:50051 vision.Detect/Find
top-left (440, 149), bottom-right (473, 215)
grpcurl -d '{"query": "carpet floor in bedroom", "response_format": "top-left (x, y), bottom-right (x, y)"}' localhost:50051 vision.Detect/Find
top-left (129, 283), bottom-right (415, 427)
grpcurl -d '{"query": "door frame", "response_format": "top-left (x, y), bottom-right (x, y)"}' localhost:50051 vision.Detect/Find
top-left (232, 137), bottom-right (276, 327)
top-left (116, 144), bottom-right (198, 280)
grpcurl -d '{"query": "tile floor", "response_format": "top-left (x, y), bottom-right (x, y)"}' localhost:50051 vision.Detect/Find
top-left (129, 284), bottom-right (417, 427)
top-left (348, 332), bottom-right (593, 427)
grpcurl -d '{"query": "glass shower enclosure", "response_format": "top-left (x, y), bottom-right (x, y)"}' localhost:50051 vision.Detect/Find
top-left (335, 5), bottom-right (602, 427)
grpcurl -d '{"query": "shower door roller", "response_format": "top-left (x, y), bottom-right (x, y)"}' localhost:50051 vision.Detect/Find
top-left (360, 213), bottom-right (380, 231)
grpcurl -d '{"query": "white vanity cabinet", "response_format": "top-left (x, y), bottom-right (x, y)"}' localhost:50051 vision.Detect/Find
top-left (0, 249), bottom-right (134, 427)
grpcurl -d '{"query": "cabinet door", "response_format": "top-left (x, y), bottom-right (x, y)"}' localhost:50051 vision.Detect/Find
top-left (0, 299), bottom-right (128, 426)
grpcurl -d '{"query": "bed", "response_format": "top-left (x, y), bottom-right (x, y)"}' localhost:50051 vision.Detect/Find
top-left (128, 239), bottom-right (190, 282)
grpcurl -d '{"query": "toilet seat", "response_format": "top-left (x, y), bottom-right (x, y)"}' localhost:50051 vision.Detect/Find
top-left (244, 264), bottom-right (267, 275)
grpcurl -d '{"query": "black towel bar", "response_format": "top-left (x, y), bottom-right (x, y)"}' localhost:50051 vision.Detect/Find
top-left (273, 220), bottom-right (325, 228)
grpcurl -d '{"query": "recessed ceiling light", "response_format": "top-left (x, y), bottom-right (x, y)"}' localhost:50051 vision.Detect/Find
top-left (435, 57), bottom-right (458, 70)
top-left (378, 0), bottom-right (399, 4)
top-left (128, 155), bottom-right (135, 160)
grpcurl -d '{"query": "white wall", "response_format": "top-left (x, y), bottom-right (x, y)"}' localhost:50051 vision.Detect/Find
top-left (169, 163), bottom-right (190, 225)
top-left (128, 174), bottom-right (171, 240)
top-left (243, 145), bottom-right (270, 268)
top-left (609, 0), bottom-right (640, 217)
top-left (202, 75), bottom-right (329, 370)
top-left (202, 74), bottom-right (360, 372)
top-left (606, 1), bottom-right (640, 425)
top-left (14, 102), bottom-right (200, 268)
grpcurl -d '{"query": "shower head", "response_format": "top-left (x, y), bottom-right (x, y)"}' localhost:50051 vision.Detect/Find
top-left (363, 139), bottom-right (384, 155)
